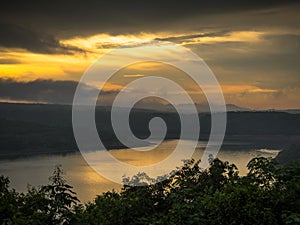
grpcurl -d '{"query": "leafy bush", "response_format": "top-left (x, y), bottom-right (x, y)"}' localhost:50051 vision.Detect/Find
top-left (0, 165), bottom-right (78, 225)
top-left (0, 157), bottom-right (299, 225)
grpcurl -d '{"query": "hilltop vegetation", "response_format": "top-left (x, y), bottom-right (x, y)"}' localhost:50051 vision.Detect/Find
top-left (276, 145), bottom-right (300, 165)
top-left (0, 157), bottom-right (300, 225)
top-left (0, 103), bottom-right (300, 159)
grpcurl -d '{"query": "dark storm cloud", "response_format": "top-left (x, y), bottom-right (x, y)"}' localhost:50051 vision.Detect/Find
top-left (0, 78), bottom-right (118, 104)
top-left (189, 33), bottom-right (300, 61)
top-left (155, 31), bottom-right (229, 43)
top-left (95, 31), bottom-right (229, 49)
top-left (96, 43), bottom-right (122, 49)
top-left (263, 33), bottom-right (300, 50)
top-left (0, 58), bottom-right (21, 64)
top-left (0, 0), bottom-right (299, 37)
top-left (187, 33), bottom-right (300, 89)
top-left (0, 23), bottom-right (83, 54)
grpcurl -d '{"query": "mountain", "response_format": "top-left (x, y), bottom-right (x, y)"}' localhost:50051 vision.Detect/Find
top-left (133, 100), bottom-right (250, 113)
top-left (276, 145), bottom-right (300, 165)
top-left (279, 109), bottom-right (300, 114)
top-left (225, 104), bottom-right (250, 112)
top-left (0, 102), bottom-right (300, 159)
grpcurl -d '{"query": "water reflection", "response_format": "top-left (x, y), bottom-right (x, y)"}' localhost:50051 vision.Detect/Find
top-left (0, 140), bottom-right (280, 202)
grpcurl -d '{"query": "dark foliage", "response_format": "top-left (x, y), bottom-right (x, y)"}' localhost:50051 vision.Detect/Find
top-left (0, 157), bottom-right (300, 224)
top-left (1, 102), bottom-right (300, 159)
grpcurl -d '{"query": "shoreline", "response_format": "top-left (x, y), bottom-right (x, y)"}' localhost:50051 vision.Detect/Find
top-left (0, 134), bottom-right (298, 161)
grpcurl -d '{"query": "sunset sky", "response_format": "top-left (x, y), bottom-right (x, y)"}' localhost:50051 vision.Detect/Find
top-left (0, 1), bottom-right (299, 109)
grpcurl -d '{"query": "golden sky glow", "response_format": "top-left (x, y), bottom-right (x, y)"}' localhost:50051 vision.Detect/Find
top-left (0, 1), bottom-right (300, 109)
top-left (0, 29), bottom-right (299, 109)
top-left (0, 30), bottom-right (269, 81)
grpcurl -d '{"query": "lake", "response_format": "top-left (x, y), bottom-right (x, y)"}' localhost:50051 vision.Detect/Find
top-left (0, 140), bottom-right (280, 202)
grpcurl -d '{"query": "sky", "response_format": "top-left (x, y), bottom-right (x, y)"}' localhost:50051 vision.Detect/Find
top-left (0, 0), bottom-right (299, 109)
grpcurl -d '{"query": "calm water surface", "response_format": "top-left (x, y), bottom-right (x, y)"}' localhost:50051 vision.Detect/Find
top-left (0, 140), bottom-right (280, 202)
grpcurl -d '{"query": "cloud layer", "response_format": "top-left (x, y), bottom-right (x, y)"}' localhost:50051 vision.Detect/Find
top-left (0, 78), bottom-right (109, 104)
top-left (0, 1), bottom-right (299, 109)
top-left (0, 23), bottom-right (83, 54)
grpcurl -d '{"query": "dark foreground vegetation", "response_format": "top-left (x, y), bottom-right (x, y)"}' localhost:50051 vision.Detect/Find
top-left (1, 157), bottom-right (300, 225)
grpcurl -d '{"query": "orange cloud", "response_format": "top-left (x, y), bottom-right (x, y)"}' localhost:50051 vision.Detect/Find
top-left (221, 85), bottom-right (278, 94)
top-left (123, 74), bottom-right (145, 78)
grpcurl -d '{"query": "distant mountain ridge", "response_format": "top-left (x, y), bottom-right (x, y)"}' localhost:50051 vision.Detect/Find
top-left (276, 145), bottom-right (300, 165)
top-left (0, 102), bottom-right (300, 159)
top-left (1, 101), bottom-right (299, 114)
top-left (126, 101), bottom-right (250, 113)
